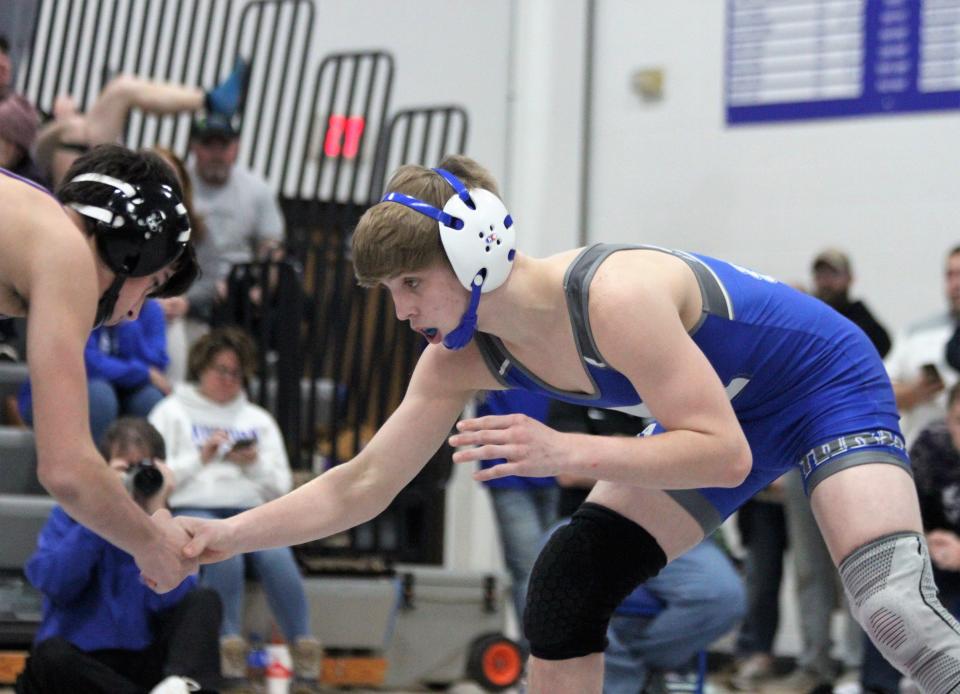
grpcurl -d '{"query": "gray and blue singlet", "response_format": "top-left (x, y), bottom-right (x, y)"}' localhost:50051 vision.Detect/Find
top-left (475, 243), bottom-right (907, 534)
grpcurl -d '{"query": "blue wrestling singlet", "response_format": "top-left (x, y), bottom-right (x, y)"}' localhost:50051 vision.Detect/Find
top-left (474, 243), bottom-right (908, 533)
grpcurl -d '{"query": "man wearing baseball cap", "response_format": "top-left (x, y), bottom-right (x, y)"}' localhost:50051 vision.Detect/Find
top-left (188, 112), bottom-right (284, 289)
top-left (812, 248), bottom-right (890, 356)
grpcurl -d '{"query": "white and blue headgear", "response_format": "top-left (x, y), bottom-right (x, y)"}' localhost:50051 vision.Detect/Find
top-left (381, 168), bottom-right (516, 349)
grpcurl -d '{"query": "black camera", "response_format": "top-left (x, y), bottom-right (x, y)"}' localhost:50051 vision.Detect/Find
top-left (125, 459), bottom-right (164, 499)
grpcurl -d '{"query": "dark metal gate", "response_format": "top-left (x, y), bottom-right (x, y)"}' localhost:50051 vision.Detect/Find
top-left (20, 2), bottom-right (472, 563)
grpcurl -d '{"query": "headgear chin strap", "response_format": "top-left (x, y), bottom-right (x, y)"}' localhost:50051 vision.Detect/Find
top-left (442, 271), bottom-right (484, 350)
top-left (381, 168), bottom-right (516, 349)
top-left (93, 275), bottom-right (125, 329)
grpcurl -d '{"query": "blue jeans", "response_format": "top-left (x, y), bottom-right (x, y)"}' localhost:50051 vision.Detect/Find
top-left (603, 538), bottom-right (747, 693)
top-left (174, 507), bottom-right (312, 641)
top-left (487, 485), bottom-right (560, 630)
top-left (89, 380), bottom-right (165, 444)
top-left (19, 379), bottom-right (165, 445)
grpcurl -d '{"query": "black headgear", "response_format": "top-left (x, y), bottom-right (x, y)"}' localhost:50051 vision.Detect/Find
top-left (67, 172), bottom-right (191, 327)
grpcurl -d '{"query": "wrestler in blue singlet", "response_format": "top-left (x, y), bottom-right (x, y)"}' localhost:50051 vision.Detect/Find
top-left (475, 243), bottom-right (908, 534)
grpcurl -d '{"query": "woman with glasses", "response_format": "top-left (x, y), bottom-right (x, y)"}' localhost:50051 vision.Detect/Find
top-left (147, 327), bottom-right (323, 692)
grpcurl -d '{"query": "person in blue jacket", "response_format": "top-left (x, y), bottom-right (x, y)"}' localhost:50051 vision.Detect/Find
top-left (15, 417), bottom-right (221, 694)
top-left (19, 298), bottom-right (171, 443)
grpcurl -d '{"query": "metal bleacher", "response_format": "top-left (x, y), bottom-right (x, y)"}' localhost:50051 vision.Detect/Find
top-left (0, 421), bottom-right (53, 648)
top-left (0, 362), bottom-right (29, 405)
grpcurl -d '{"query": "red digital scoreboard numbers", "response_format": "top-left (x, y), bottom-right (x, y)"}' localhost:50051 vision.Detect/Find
top-left (324, 114), bottom-right (366, 158)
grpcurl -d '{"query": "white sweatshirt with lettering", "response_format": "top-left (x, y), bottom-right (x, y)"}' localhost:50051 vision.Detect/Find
top-left (149, 383), bottom-right (292, 510)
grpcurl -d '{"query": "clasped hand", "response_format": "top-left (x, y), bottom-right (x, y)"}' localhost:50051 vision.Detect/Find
top-left (137, 509), bottom-right (199, 593)
top-left (139, 510), bottom-right (237, 592)
top-left (449, 413), bottom-right (570, 482)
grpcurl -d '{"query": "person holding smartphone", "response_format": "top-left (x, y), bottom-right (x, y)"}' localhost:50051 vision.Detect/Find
top-left (147, 328), bottom-right (323, 691)
top-left (885, 245), bottom-right (960, 445)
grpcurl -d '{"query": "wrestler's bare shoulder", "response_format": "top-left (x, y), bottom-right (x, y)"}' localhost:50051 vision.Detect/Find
top-left (0, 174), bottom-right (94, 317)
top-left (588, 247), bottom-right (703, 331)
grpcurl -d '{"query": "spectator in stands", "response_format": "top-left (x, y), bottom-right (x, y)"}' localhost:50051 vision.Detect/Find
top-left (546, 401), bottom-right (745, 693)
top-left (18, 298), bottom-right (171, 444)
top-left (476, 389), bottom-right (559, 650)
top-left (885, 245), bottom-right (960, 444)
top-left (188, 113), bottom-right (285, 296)
top-left (15, 417), bottom-right (222, 694)
top-left (148, 328), bottom-right (322, 691)
top-left (36, 59), bottom-right (248, 187)
top-left (810, 248), bottom-right (890, 356)
top-left (604, 537), bottom-right (745, 694)
top-left (0, 94), bottom-right (45, 187)
top-left (0, 35), bottom-right (14, 100)
top-left (150, 147), bottom-right (217, 383)
top-left (728, 479), bottom-right (789, 691)
top-left (912, 384), bottom-right (960, 632)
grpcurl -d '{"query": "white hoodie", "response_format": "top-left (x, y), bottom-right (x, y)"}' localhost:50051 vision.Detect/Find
top-left (149, 383), bottom-right (292, 510)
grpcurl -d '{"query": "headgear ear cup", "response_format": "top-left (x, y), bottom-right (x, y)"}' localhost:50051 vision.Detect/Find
top-left (381, 168), bottom-right (516, 349)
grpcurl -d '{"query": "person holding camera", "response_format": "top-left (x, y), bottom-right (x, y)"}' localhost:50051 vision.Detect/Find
top-left (147, 327), bottom-right (322, 691)
top-left (15, 417), bottom-right (223, 694)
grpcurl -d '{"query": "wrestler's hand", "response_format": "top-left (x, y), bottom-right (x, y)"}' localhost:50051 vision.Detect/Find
top-left (177, 515), bottom-right (238, 565)
top-left (449, 414), bottom-right (570, 481)
top-left (136, 509), bottom-right (199, 593)
top-left (927, 530), bottom-right (960, 571)
top-left (903, 373), bottom-right (944, 409)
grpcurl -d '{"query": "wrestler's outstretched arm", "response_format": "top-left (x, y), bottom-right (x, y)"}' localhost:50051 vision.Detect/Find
top-left (178, 342), bottom-right (497, 562)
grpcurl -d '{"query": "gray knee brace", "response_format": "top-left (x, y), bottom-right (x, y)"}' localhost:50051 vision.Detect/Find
top-left (840, 532), bottom-right (960, 693)
top-left (523, 502), bottom-right (667, 660)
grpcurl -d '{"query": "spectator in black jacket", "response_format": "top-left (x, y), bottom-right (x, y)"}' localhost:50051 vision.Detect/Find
top-left (909, 382), bottom-right (960, 605)
top-left (811, 248), bottom-right (891, 357)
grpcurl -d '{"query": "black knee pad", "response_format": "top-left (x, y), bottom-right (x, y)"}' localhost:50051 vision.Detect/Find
top-left (523, 502), bottom-right (668, 660)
